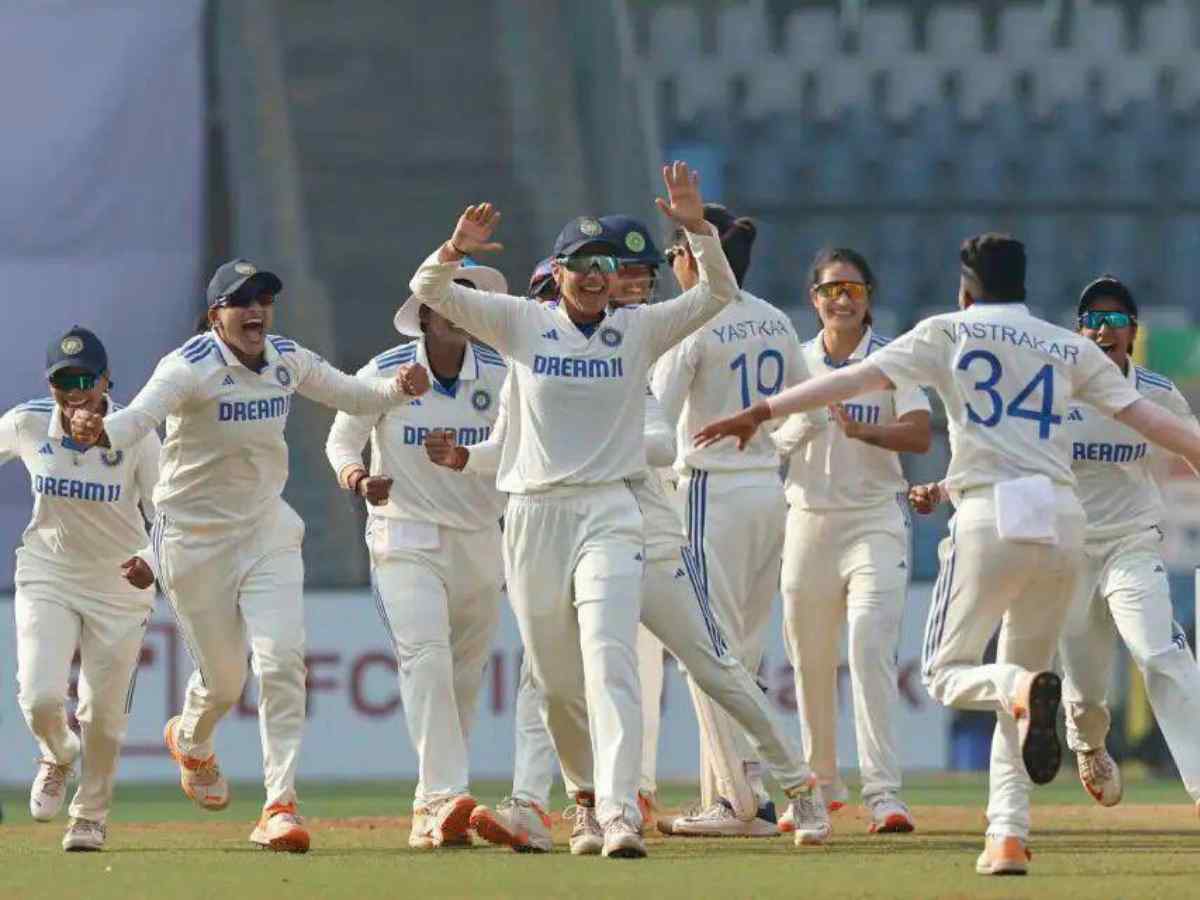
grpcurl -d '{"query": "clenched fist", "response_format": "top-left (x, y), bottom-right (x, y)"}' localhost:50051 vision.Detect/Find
top-left (69, 408), bottom-right (106, 447)
top-left (121, 556), bottom-right (155, 590)
top-left (357, 475), bottom-right (394, 506)
top-left (425, 429), bottom-right (469, 471)
top-left (908, 482), bottom-right (944, 516)
top-left (397, 362), bottom-right (430, 398)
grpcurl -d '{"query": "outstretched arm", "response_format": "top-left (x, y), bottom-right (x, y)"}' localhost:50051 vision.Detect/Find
top-left (1115, 397), bottom-right (1200, 476)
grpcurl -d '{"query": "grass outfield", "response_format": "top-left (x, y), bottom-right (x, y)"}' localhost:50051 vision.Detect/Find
top-left (0, 775), bottom-right (1197, 899)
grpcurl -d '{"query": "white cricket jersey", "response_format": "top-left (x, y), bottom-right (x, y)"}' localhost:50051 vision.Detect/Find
top-left (651, 290), bottom-right (807, 475)
top-left (101, 330), bottom-right (412, 532)
top-left (1067, 363), bottom-right (1196, 542)
top-left (325, 338), bottom-right (507, 530)
top-left (869, 303), bottom-right (1143, 493)
top-left (0, 396), bottom-right (159, 593)
top-left (779, 328), bottom-right (930, 511)
top-left (409, 223), bottom-right (739, 494)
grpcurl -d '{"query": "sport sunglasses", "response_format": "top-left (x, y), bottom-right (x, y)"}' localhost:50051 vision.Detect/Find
top-left (217, 291), bottom-right (277, 309)
top-left (1079, 310), bottom-right (1135, 329)
top-left (813, 281), bottom-right (870, 302)
top-left (50, 372), bottom-right (98, 391)
top-left (558, 254), bottom-right (620, 275)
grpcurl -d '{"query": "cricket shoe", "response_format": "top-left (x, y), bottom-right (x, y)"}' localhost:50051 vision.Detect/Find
top-left (975, 835), bottom-right (1030, 876)
top-left (783, 778), bottom-right (850, 822)
top-left (163, 716), bottom-right (229, 811)
top-left (659, 798), bottom-right (779, 837)
top-left (866, 794), bottom-right (915, 834)
top-left (30, 757), bottom-right (74, 822)
top-left (62, 817), bottom-right (106, 852)
top-left (1013, 671), bottom-right (1062, 785)
top-left (566, 792), bottom-right (604, 856)
top-left (636, 790), bottom-right (657, 833)
top-left (470, 797), bottom-right (552, 853)
top-left (602, 816), bottom-right (647, 859)
top-left (423, 794), bottom-right (476, 848)
top-left (249, 802), bottom-right (310, 853)
top-left (786, 782), bottom-right (832, 846)
top-left (1077, 748), bottom-right (1122, 807)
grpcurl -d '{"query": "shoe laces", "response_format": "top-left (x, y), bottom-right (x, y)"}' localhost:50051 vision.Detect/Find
top-left (37, 759), bottom-right (71, 796)
top-left (500, 796), bottom-right (550, 827)
top-left (1080, 750), bottom-right (1114, 784)
top-left (265, 802), bottom-right (302, 825)
top-left (688, 800), bottom-right (735, 822)
top-left (563, 803), bottom-right (600, 835)
top-left (188, 755), bottom-right (223, 786)
top-left (68, 817), bottom-right (105, 838)
top-left (606, 816), bottom-right (638, 837)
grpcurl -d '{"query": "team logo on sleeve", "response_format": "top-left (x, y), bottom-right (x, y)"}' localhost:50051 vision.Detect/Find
top-left (600, 326), bottom-right (623, 348)
top-left (471, 388), bottom-right (492, 411)
top-left (275, 365), bottom-right (292, 387)
top-left (100, 449), bottom-right (124, 467)
top-left (61, 336), bottom-right (84, 355)
top-left (625, 231), bottom-right (646, 253)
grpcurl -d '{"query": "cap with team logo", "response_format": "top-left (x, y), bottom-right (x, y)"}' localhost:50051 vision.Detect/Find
top-left (552, 216), bottom-right (624, 259)
top-left (528, 257), bottom-right (557, 300)
top-left (46, 326), bottom-right (109, 379)
top-left (1078, 275), bottom-right (1137, 319)
top-left (206, 258), bottom-right (284, 308)
top-left (394, 262), bottom-right (508, 336)
top-left (599, 215), bottom-right (664, 267)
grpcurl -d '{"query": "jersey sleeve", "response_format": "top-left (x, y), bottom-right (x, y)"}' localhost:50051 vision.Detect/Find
top-left (649, 339), bottom-right (698, 430)
top-left (894, 383), bottom-right (933, 418)
top-left (771, 411), bottom-right (825, 457)
top-left (1071, 343), bottom-right (1143, 416)
top-left (409, 252), bottom-right (534, 356)
top-left (134, 429), bottom-right (161, 522)
top-left (324, 364), bottom-right (385, 487)
top-left (462, 378), bottom-right (508, 478)
top-left (867, 318), bottom-right (945, 392)
top-left (294, 346), bottom-right (411, 415)
top-left (0, 408), bottom-right (19, 466)
top-left (104, 353), bottom-right (199, 450)
top-left (643, 385), bottom-right (676, 468)
top-left (641, 224), bottom-right (740, 360)
top-left (1148, 383), bottom-right (1200, 473)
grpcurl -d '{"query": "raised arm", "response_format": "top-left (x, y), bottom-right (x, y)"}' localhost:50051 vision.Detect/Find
top-left (73, 354), bottom-right (199, 451)
top-left (325, 364), bottom-right (386, 486)
top-left (296, 348), bottom-right (428, 414)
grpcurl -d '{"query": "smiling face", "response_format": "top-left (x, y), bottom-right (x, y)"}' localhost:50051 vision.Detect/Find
top-left (611, 263), bottom-right (657, 307)
top-left (553, 242), bottom-right (620, 323)
top-left (1079, 294), bottom-right (1136, 373)
top-left (811, 260), bottom-right (871, 333)
top-left (49, 367), bottom-right (109, 417)
top-left (208, 292), bottom-right (276, 358)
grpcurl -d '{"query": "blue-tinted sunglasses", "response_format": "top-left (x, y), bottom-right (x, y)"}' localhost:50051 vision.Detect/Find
top-left (1079, 311), bottom-right (1135, 330)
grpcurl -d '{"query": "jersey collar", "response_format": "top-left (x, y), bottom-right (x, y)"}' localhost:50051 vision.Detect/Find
top-left (818, 326), bottom-right (873, 368)
top-left (963, 302), bottom-right (1030, 317)
top-left (416, 337), bottom-right (480, 397)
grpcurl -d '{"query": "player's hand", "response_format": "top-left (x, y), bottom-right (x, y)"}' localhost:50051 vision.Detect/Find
top-left (829, 404), bottom-right (865, 440)
top-left (69, 409), bottom-right (105, 447)
top-left (120, 556), bottom-right (155, 590)
top-left (357, 475), bottom-right (394, 506)
top-left (908, 482), bottom-right (944, 516)
top-left (655, 161), bottom-right (706, 232)
top-left (397, 362), bottom-right (430, 398)
top-left (448, 203), bottom-right (504, 257)
top-left (693, 403), bottom-right (770, 450)
top-left (425, 429), bottom-right (469, 471)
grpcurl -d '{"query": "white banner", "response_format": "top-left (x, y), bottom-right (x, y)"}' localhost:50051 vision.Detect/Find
top-left (0, 584), bottom-right (949, 784)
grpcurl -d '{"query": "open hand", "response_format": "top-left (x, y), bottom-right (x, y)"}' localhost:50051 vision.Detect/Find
top-left (425, 429), bottom-right (469, 471)
top-left (449, 203), bottom-right (505, 257)
top-left (908, 482), bottom-right (944, 515)
top-left (70, 409), bottom-right (105, 447)
top-left (397, 362), bottom-right (430, 398)
top-left (357, 475), bottom-right (394, 506)
top-left (655, 161), bottom-right (705, 232)
top-left (829, 404), bottom-right (865, 441)
top-left (694, 406), bottom-right (767, 451)
top-left (120, 556), bottom-right (155, 590)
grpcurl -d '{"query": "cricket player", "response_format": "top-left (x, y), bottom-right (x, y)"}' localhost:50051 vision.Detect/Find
top-left (694, 234), bottom-right (1200, 875)
top-left (406, 162), bottom-right (741, 859)
top-left (2, 327), bottom-right (159, 852)
top-left (67, 260), bottom-right (430, 853)
top-left (651, 204), bottom-right (807, 836)
top-left (773, 248), bottom-right (931, 835)
top-left (325, 263), bottom-right (509, 850)
top-left (1055, 277), bottom-right (1200, 813)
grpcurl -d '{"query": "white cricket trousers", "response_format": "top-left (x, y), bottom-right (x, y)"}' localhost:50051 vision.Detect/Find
top-left (782, 498), bottom-right (910, 802)
top-left (503, 483), bottom-right (645, 827)
top-left (154, 500), bottom-right (307, 809)
top-left (14, 568), bottom-right (150, 824)
top-left (922, 488), bottom-right (1086, 840)
top-left (1059, 527), bottom-right (1200, 803)
top-left (369, 519), bottom-right (502, 809)
top-left (679, 469), bottom-right (786, 812)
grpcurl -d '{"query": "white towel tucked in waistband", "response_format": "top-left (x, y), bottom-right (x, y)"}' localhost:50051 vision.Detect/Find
top-left (993, 475), bottom-right (1058, 545)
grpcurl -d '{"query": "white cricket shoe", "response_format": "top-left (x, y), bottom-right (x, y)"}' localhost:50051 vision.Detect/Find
top-left (602, 817), bottom-right (647, 859)
top-left (163, 716), bottom-right (230, 811)
top-left (866, 794), bottom-right (916, 834)
top-left (788, 784), bottom-right (832, 846)
top-left (825, 778), bottom-right (850, 812)
top-left (1077, 749), bottom-right (1122, 807)
top-left (470, 797), bottom-right (553, 853)
top-left (426, 794), bottom-right (476, 848)
top-left (566, 793), bottom-right (604, 856)
top-left (975, 835), bottom-right (1030, 876)
top-left (249, 802), bottom-right (310, 853)
top-left (30, 758), bottom-right (73, 822)
top-left (659, 798), bottom-right (779, 837)
top-left (62, 817), bottom-right (106, 852)
top-left (409, 808), bottom-right (436, 850)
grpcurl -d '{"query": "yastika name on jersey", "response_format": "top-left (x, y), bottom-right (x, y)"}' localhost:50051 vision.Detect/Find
top-left (710, 317), bottom-right (792, 344)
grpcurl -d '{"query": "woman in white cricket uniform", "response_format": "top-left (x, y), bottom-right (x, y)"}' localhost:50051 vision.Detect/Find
top-left (325, 264), bottom-right (508, 850)
top-left (1057, 277), bottom-right (1200, 813)
top-left (773, 248), bottom-right (931, 834)
top-left (651, 204), bottom-right (807, 835)
top-left (407, 162), bottom-right (740, 859)
top-left (67, 260), bottom-right (429, 853)
top-left (2, 327), bottom-right (159, 852)
top-left (696, 234), bottom-right (1200, 875)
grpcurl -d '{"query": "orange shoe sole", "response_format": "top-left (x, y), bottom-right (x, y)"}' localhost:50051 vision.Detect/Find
top-left (469, 807), bottom-right (531, 851)
top-left (435, 796), bottom-right (476, 846)
top-left (163, 719), bottom-right (230, 812)
top-left (869, 814), bottom-right (916, 834)
top-left (258, 824), bottom-right (311, 854)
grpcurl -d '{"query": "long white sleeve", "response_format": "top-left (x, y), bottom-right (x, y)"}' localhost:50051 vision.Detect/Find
top-left (409, 254), bottom-right (537, 357)
top-left (104, 354), bottom-right (199, 451)
top-left (772, 412), bottom-right (824, 457)
top-left (296, 349), bottom-right (411, 415)
top-left (134, 429), bottom-right (161, 523)
top-left (463, 376), bottom-right (509, 478)
top-left (650, 338), bottom-right (697, 432)
top-left (0, 409), bottom-right (19, 465)
top-left (643, 387), bottom-right (676, 468)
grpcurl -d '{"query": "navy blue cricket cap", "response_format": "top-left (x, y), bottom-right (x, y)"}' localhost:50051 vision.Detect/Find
top-left (46, 326), bottom-right (108, 379)
top-left (1078, 275), bottom-right (1137, 319)
top-left (599, 214), bottom-right (664, 267)
top-left (551, 217), bottom-right (624, 259)
top-left (206, 258), bottom-right (284, 308)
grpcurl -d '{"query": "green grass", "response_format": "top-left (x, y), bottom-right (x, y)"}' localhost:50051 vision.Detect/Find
top-left (0, 775), bottom-right (1197, 900)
